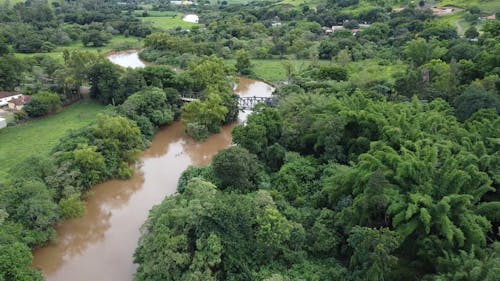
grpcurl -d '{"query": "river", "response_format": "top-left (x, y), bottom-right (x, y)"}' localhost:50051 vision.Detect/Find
top-left (32, 51), bottom-right (274, 281)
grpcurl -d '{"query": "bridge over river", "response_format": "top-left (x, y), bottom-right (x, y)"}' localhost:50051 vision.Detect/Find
top-left (180, 94), bottom-right (278, 110)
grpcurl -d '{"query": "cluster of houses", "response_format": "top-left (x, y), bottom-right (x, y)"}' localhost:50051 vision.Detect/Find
top-left (392, 6), bottom-right (456, 16)
top-left (170, 0), bottom-right (194, 5)
top-left (0, 92), bottom-right (31, 129)
top-left (322, 22), bottom-right (370, 36)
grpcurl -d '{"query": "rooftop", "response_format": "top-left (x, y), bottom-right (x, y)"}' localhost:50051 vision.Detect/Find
top-left (0, 92), bottom-right (21, 99)
top-left (9, 95), bottom-right (32, 106)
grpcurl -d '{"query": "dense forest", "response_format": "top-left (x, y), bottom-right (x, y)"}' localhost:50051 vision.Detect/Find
top-left (0, 0), bottom-right (499, 280)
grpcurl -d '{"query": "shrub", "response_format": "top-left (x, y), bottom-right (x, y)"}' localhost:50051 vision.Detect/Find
top-left (186, 122), bottom-right (209, 141)
top-left (23, 91), bottom-right (61, 117)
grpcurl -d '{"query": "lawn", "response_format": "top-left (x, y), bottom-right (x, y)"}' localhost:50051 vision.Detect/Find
top-left (0, 100), bottom-right (106, 182)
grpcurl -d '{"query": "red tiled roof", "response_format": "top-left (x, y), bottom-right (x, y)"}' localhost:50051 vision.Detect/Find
top-left (9, 95), bottom-right (32, 106)
top-left (0, 92), bottom-right (20, 99)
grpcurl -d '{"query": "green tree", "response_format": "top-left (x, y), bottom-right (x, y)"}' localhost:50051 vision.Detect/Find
top-left (0, 55), bottom-right (24, 90)
top-left (182, 93), bottom-right (228, 139)
top-left (212, 147), bottom-right (262, 193)
top-left (454, 83), bottom-right (500, 121)
top-left (23, 91), bottom-right (62, 117)
top-left (235, 49), bottom-right (252, 75)
top-left (0, 180), bottom-right (59, 246)
top-left (120, 87), bottom-right (174, 139)
top-left (89, 59), bottom-right (122, 104)
top-left (404, 38), bottom-right (446, 66)
top-left (348, 227), bottom-right (400, 281)
top-left (464, 27), bottom-right (479, 39)
top-left (0, 242), bottom-right (43, 281)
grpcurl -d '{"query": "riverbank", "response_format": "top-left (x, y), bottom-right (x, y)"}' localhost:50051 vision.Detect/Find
top-left (33, 120), bottom-right (236, 281)
top-left (32, 72), bottom-right (274, 281)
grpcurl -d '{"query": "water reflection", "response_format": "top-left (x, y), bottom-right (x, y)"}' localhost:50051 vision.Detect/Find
top-left (33, 172), bottom-right (145, 275)
top-left (107, 50), bottom-right (146, 69)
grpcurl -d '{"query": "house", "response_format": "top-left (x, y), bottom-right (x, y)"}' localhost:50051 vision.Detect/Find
top-left (0, 92), bottom-right (22, 107)
top-left (8, 95), bottom-right (32, 111)
top-left (351, 28), bottom-right (360, 35)
top-left (486, 14), bottom-right (496, 20)
top-left (432, 8), bottom-right (454, 16)
top-left (331, 25), bottom-right (345, 32)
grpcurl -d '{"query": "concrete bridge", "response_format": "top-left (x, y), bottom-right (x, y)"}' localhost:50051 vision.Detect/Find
top-left (180, 95), bottom-right (277, 110)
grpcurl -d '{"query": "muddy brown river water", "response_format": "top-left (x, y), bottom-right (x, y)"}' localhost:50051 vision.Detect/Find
top-left (32, 51), bottom-right (274, 281)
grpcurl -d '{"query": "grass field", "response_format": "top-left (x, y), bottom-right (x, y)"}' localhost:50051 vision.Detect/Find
top-left (438, 0), bottom-right (500, 13)
top-left (347, 59), bottom-right (406, 88)
top-left (238, 59), bottom-right (330, 82)
top-left (14, 36), bottom-right (143, 61)
top-left (227, 58), bottom-right (405, 84)
top-left (0, 100), bottom-right (106, 182)
top-left (136, 11), bottom-right (198, 30)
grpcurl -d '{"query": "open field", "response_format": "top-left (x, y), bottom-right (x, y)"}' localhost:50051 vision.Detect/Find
top-left (438, 0), bottom-right (500, 13)
top-left (0, 0), bottom-right (60, 5)
top-left (0, 100), bottom-right (106, 182)
top-left (236, 59), bottom-right (330, 82)
top-left (347, 59), bottom-right (406, 87)
top-left (14, 36), bottom-right (142, 61)
top-left (136, 11), bottom-right (198, 30)
top-left (227, 58), bottom-right (405, 84)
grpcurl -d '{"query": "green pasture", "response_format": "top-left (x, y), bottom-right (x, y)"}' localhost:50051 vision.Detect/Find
top-left (0, 100), bottom-right (106, 182)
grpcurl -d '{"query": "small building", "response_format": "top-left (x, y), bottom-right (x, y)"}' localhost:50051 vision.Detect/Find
top-left (351, 28), bottom-right (360, 35)
top-left (331, 25), bottom-right (345, 32)
top-left (0, 92), bottom-right (22, 107)
top-left (432, 8), bottom-right (454, 16)
top-left (8, 95), bottom-right (32, 111)
top-left (0, 117), bottom-right (6, 129)
top-left (486, 14), bottom-right (496, 20)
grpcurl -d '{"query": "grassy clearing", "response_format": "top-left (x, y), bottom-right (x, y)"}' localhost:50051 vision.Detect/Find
top-left (14, 36), bottom-right (142, 60)
top-left (0, 0), bottom-right (60, 5)
top-left (139, 13), bottom-right (198, 30)
top-left (228, 58), bottom-right (406, 84)
top-left (0, 100), bottom-right (106, 182)
top-left (347, 59), bottom-right (406, 87)
top-left (438, 0), bottom-right (500, 13)
top-left (242, 59), bottom-right (328, 82)
top-left (455, 17), bottom-right (471, 36)
top-left (54, 36), bottom-right (142, 53)
top-left (279, 0), bottom-right (323, 6)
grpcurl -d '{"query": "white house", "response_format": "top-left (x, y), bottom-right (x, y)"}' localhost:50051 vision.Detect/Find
top-left (332, 25), bottom-right (345, 32)
top-left (0, 92), bottom-right (22, 107)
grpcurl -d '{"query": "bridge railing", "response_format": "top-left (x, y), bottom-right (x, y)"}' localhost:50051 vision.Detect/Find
top-left (179, 94), bottom-right (278, 110)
